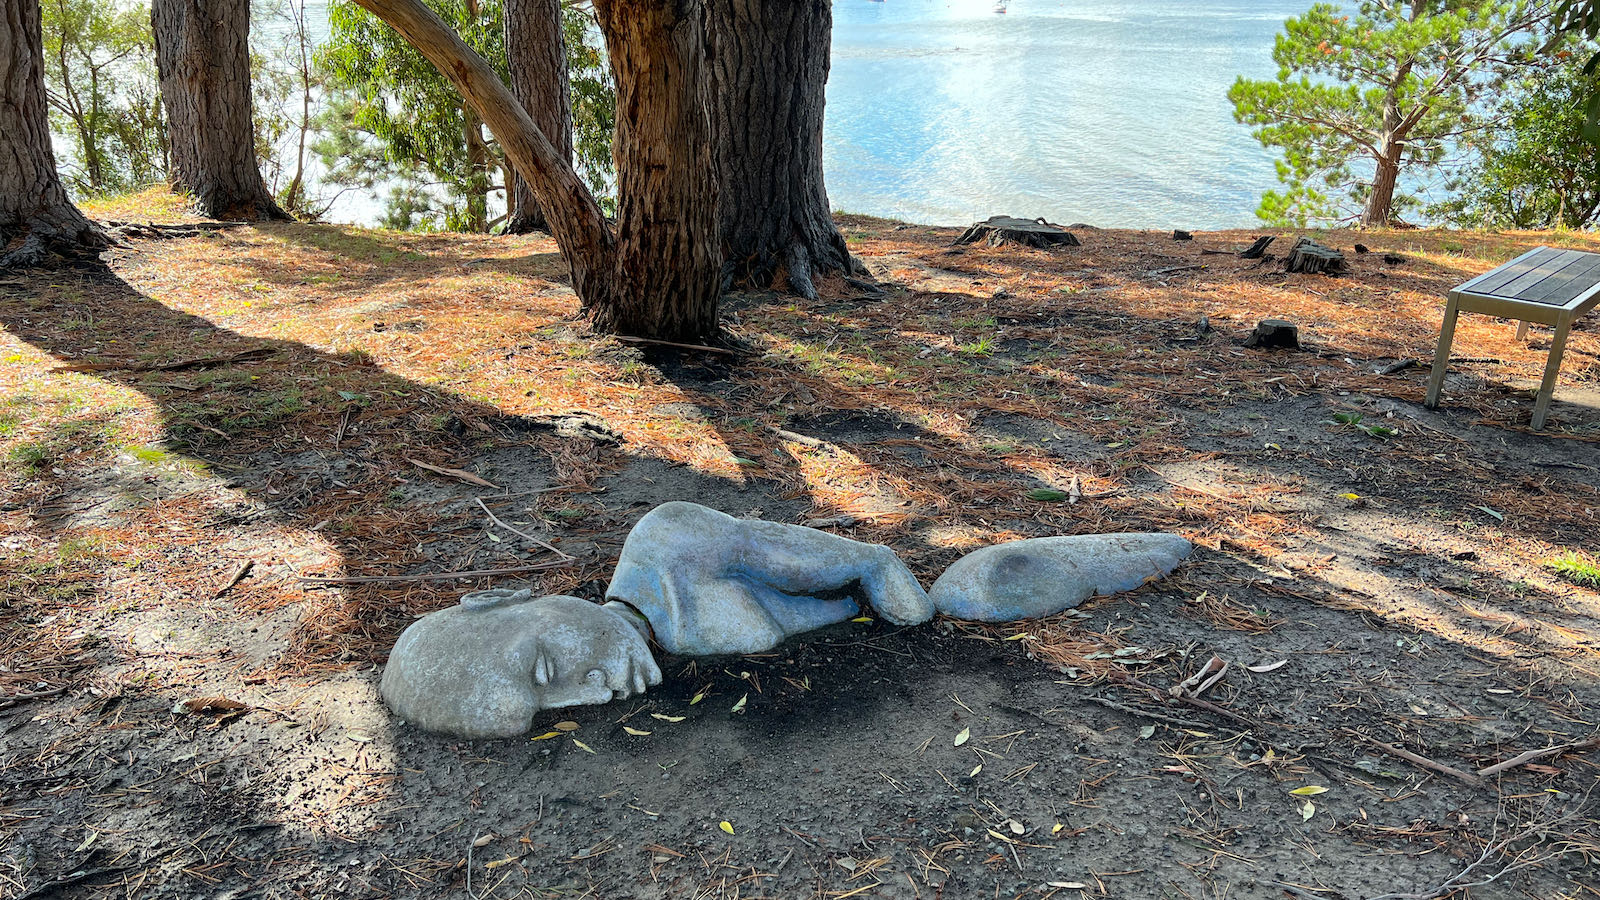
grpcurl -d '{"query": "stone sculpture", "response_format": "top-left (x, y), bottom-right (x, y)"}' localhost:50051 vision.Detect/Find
top-left (928, 533), bottom-right (1193, 622)
top-left (605, 501), bottom-right (934, 655)
top-left (378, 502), bottom-right (1195, 738)
top-left (380, 590), bottom-right (660, 739)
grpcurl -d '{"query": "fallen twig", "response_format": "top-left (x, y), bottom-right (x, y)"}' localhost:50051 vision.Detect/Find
top-left (1478, 735), bottom-right (1600, 778)
top-left (612, 335), bottom-right (738, 356)
top-left (1346, 731), bottom-right (1484, 787)
top-left (212, 559), bottom-right (255, 599)
top-left (408, 458), bottom-right (500, 489)
top-left (1083, 696), bottom-right (1213, 731)
top-left (298, 561), bottom-right (572, 586)
top-left (473, 497), bottom-right (572, 560)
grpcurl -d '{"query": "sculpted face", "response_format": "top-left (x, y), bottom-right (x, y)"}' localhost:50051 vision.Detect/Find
top-left (380, 590), bottom-right (662, 739)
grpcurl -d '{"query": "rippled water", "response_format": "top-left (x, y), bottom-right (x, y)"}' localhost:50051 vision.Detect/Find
top-left (825, 0), bottom-right (1305, 229)
top-left (286, 0), bottom-right (1301, 229)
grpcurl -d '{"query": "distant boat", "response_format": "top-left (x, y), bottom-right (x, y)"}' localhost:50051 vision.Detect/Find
top-left (993, 0), bottom-right (1010, 11)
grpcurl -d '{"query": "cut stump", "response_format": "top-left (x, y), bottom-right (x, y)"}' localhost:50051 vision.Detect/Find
top-left (954, 216), bottom-right (1080, 249)
top-left (1244, 319), bottom-right (1300, 350)
top-left (1285, 237), bottom-right (1346, 275)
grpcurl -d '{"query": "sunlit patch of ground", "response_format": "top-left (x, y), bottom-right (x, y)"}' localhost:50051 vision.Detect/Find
top-left (2, 200), bottom-right (1597, 899)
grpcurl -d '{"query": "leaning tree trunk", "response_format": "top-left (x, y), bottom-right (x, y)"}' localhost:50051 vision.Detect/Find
top-left (504, 0), bottom-right (573, 234)
top-left (350, 0), bottom-right (722, 341)
top-left (704, 0), bottom-right (851, 300)
top-left (0, 0), bottom-right (105, 268)
top-left (151, 0), bottom-right (287, 221)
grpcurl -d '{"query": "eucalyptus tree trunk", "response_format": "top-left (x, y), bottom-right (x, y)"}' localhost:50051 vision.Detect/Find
top-left (588, 0), bottom-right (720, 338)
top-left (0, 0), bottom-right (105, 268)
top-left (151, 0), bottom-right (288, 221)
top-left (504, 0), bottom-right (572, 234)
top-left (705, 0), bottom-right (851, 300)
top-left (350, 0), bottom-right (722, 341)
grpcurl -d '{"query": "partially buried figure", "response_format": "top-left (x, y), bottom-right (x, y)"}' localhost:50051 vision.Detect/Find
top-left (606, 501), bottom-right (935, 655)
top-left (380, 590), bottom-right (661, 739)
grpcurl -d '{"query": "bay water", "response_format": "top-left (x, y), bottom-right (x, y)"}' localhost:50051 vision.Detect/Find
top-left (286, 0), bottom-right (1306, 229)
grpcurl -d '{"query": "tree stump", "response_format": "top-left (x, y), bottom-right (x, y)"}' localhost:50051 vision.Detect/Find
top-left (1284, 237), bottom-right (1346, 274)
top-left (1239, 235), bottom-right (1275, 259)
top-left (1244, 319), bottom-right (1300, 349)
top-left (954, 216), bottom-right (1080, 249)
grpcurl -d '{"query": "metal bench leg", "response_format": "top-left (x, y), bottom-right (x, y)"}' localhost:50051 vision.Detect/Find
top-left (1515, 320), bottom-right (1529, 341)
top-left (1425, 298), bottom-right (1460, 409)
top-left (1531, 317), bottom-right (1572, 431)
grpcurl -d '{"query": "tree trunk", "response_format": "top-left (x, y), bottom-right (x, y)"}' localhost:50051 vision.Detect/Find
top-left (589, 0), bottom-right (721, 339)
top-left (349, 0), bottom-right (723, 341)
top-left (504, 0), bottom-right (572, 234)
top-left (1362, 143), bottom-right (1403, 227)
top-left (462, 103), bottom-right (490, 232)
top-left (151, 0), bottom-right (287, 221)
top-left (704, 0), bottom-right (850, 300)
top-left (0, 0), bottom-right (105, 268)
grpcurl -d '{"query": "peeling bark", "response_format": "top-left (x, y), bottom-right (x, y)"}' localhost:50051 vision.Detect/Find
top-left (0, 0), bottom-right (105, 268)
top-left (152, 0), bottom-right (288, 221)
top-left (705, 0), bottom-right (851, 300)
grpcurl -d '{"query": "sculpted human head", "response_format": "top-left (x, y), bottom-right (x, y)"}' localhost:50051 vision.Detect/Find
top-left (380, 590), bottom-right (662, 739)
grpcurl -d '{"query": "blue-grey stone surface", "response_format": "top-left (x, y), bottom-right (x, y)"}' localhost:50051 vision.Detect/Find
top-left (606, 501), bottom-right (933, 655)
top-left (380, 590), bottom-right (660, 739)
top-left (930, 533), bottom-right (1192, 622)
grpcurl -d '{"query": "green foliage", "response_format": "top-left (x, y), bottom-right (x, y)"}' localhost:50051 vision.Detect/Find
top-left (39, 0), bottom-right (166, 197)
top-left (1435, 53), bottom-right (1600, 229)
top-left (1229, 0), bottom-right (1546, 227)
top-left (1550, 550), bottom-right (1600, 588)
top-left (315, 0), bottom-right (614, 232)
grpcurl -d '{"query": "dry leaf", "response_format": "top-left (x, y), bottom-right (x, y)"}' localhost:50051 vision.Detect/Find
top-left (969, 764), bottom-right (982, 776)
top-left (954, 727), bottom-right (970, 747)
top-left (1299, 799), bottom-right (1316, 821)
top-left (572, 739), bottom-right (596, 754)
top-left (1289, 785), bottom-right (1328, 796)
top-left (554, 721), bottom-right (580, 732)
top-left (1246, 660), bottom-right (1288, 673)
top-left (650, 713), bottom-right (686, 723)
top-left (1051, 823), bottom-right (1064, 835)
top-left (718, 821), bottom-right (734, 835)
top-left (1138, 725), bottom-right (1156, 740)
top-left (850, 616), bottom-right (873, 623)
top-left (1048, 882), bottom-right (1088, 890)
top-left (690, 690), bottom-right (707, 705)
top-left (1008, 820), bottom-right (1024, 835)
top-left (623, 726), bottom-right (651, 736)
top-left (530, 731), bottom-right (561, 741)
top-left (730, 694), bottom-right (747, 714)
top-left (173, 696), bottom-right (250, 716)
top-left (473, 834), bottom-right (494, 848)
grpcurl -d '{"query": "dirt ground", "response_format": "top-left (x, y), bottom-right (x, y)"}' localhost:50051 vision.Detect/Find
top-left (3, 194), bottom-right (1599, 900)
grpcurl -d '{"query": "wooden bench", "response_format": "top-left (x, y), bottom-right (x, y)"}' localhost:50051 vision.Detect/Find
top-left (1425, 246), bottom-right (1600, 430)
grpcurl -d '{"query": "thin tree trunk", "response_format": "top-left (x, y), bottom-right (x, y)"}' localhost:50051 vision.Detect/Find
top-left (589, 0), bottom-right (721, 339)
top-left (462, 103), bottom-right (490, 232)
top-left (1, 0), bottom-right (105, 268)
top-left (350, 0), bottom-right (724, 341)
top-left (705, 0), bottom-right (851, 300)
top-left (504, 0), bottom-right (572, 234)
top-left (151, 0), bottom-right (288, 221)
